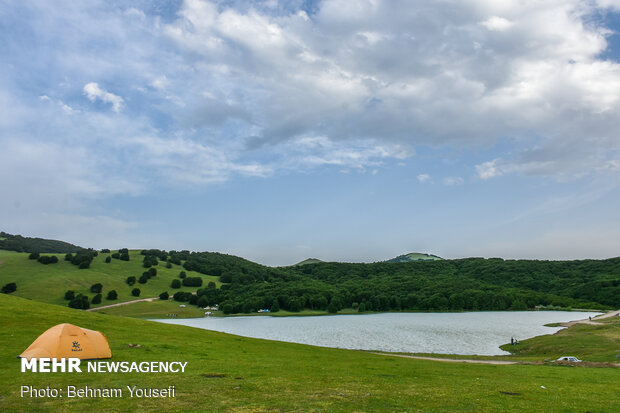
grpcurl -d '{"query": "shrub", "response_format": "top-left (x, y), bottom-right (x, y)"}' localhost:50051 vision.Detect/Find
top-left (106, 290), bottom-right (118, 300)
top-left (68, 294), bottom-right (89, 310)
top-left (358, 302), bottom-right (366, 312)
top-left (126, 276), bottom-right (136, 286)
top-left (64, 290), bottom-right (75, 300)
top-left (143, 255), bottom-right (158, 268)
top-left (38, 255), bottom-right (58, 264)
top-left (92, 293), bottom-right (102, 304)
top-left (119, 252), bottom-right (130, 261)
top-left (131, 288), bottom-right (141, 297)
top-left (78, 261), bottom-right (90, 269)
top-left (28, 252), bottom-right (40, 260)
top-left (65, 253), bottom-right (73, 261)
top-left (166, 261), bottom-right (172, 269)
top-left (179, 271), bottom-right (186, 279)
top-left (111, 252), bottom-right (120, 259)
top-left (173, 291), bottom-right (192, 302)
top-left (100, 248), bottom-right (110, 253)
top-left (105, 256), bottom-right (111, 263)
top-left (148, 267), bottom-right (157, 277)
top-left (171, 279), bottom-right (181, 289)
top-left (138, 274), bottom-right (149, 284)
top-left (182, 277), bottom-right (203, 287)
top-left (90, 283), bottom-right (103, 293)
top-left (1, 282), bottom-right (17, 294)
top-left (159, 291), bottom-right (169, 300)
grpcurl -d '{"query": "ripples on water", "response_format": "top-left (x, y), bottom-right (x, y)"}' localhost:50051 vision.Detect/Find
top-left (154, 311), bottom-right (600, 355)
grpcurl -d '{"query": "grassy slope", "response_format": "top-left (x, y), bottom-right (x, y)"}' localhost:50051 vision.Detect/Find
top-left (1, 294), bottom-right (619, 412)
top-left (0, 250), bottom-right (220, 308)
top-left (501, 316), bottom-right (620, 363)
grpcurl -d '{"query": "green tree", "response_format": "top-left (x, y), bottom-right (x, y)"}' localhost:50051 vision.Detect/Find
top-left (90, 283), bottom-right (103, 293)
top-left (106, 290), bottom-right (118, 300)
top-left (1, 282), bottom-right (17, 294)
top-left (171, 279), bottom-right (181, 289)
top-left (138, 274), bottom-right (149, 284)
top-left (222, 303), bottom-right (233, 314)
top-left (131, 288), bottom-right (141, 297)
top-left (64, 290), bottom-right (75, 300)
top-left (159, 291), bottom-right (169, 300)
top-left (328, 301), bottom-right (339, 313)
top-left (126, 276), bottom-right (136, 286)
top-left (92, 293), bottom-right (102, 304)
top-left (105, 256), bottom-right (111, 263)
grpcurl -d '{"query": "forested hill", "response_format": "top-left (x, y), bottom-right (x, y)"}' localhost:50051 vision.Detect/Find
top-left (0, 232), bottom-right (82, 253)
top-left (1, 233), bottom-right (619, 315)
top-left (178, 251), bottom-right (620, 314)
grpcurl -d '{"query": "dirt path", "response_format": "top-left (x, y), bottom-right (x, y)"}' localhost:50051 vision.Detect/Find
top-left (371, 352), bottom-right (518, 365)
top-left (87, 297), bottom-right (159, 311)
top-left (559, 309), bottom-right (620, 327)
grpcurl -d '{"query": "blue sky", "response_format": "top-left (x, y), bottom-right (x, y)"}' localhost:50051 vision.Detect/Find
top-left (2, 0), bottom-right (620, 265)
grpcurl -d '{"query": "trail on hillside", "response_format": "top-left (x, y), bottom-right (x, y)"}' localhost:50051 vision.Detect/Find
top-left (559, 309), bottom-right (620, 327)
top-left (87, 297), bottom-right (159, 311)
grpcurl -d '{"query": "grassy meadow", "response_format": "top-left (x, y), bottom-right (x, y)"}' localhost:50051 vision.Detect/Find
top-left (1, 294), bottom-right (619, 412)
top-left (0, 250), bottom-right (220, 308)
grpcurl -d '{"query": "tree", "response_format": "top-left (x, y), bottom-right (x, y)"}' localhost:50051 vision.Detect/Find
top-left (271, 299), bottom-right (280, 312)
top-left (166, 261), bottom-right (172, 269)
top-left (105, 256), bottom-right (111, 263)
top-left (131, 288), bottom-right (141, 297)
top-left (179, 271), bottom-right (186, 279)
top-left (138, 274), bottom-right (149, 284)
top-left (159, 291), bottom-right (169, 300)
top-left (358, 302), bottom-right (366, 312)
top-left (65, 253), bottom-right (73, 261)
top-left (68, 294), bottom-right (89, 309)
top-left (64, 290), bottom-right (75, 300)
top-left (106, 290), bottom-right (118, 300)
top-left (222, 303), bottom-right (233, 314)
top-left (119, 252), bottom-right (130, 261)
top-left (143, 255), bottom-right (158, 268)
top-left (28, 252), bottom-right (40, 260)
top-left (126, 276), bottom-right (136, 286)
top-left (182, 277), bottom-right (203, 287)
top-left (90, 283), bottom-right (103, 293)
top-left (1, 282), bottom-right (17, 294)
top-left (197, 295), bottom-right (208, 307)
top-left (328, 301), bottom-right (339, 313)
top-left (78, 261), bottom-right (90, 269)
top-left (148, 267), bottom-right (157, 277)
top-left (92, 293), bottom-right (102, 304)
top-left (171, 279), bottom-right (181, 289)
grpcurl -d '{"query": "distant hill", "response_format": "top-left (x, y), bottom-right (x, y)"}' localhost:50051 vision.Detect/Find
top-left (294, 258), bottom-right (324, 266)
top-left (386, 252), bottom-right (443, 263)
top-left (0, 231), bottom-right (82, 253)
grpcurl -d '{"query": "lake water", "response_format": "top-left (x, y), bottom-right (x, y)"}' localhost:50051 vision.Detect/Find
top-left (154, 311), bottom-right (600, 355)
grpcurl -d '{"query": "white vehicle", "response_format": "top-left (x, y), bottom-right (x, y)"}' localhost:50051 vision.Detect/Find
top-left (555, 356), bottom-right (581, 362)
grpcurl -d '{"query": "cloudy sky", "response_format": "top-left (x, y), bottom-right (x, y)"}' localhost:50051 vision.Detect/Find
top-left (2, 0), bottom-right (620, 265)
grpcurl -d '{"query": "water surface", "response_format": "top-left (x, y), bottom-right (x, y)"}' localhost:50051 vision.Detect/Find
top-left (154, 311), bottom-right (599, 355)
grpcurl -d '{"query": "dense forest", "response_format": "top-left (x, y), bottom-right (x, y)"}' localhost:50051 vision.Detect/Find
top-left (0, 232), bottom-right (81, 253)
top-left (177, 251), bottom-right (620, 314)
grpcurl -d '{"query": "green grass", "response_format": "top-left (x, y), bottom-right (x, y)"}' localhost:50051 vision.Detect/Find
top-left (96, 299), bottom-right (207, 319)
top-left (0, 250), bottom-right (220, 308)
top-left (501, 315), bottom-right (620, 363)
top-left (1, 294), bottom-right (619, 412)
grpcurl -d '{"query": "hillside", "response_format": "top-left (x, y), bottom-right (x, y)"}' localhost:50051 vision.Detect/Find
top-left (1, 293), bottom-right (619, 412)
top-left (386, 252), bottom-right (443, 263)
top-left (294, 258), bottom-right (325, 266)
top-left (0, 250), bottom-right (219, 309)
top-left (0, 231), bottom-right (81, 253)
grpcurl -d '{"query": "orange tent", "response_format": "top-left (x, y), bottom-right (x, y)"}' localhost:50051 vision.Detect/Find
top-left (20, 323), bottom-right (112, 360)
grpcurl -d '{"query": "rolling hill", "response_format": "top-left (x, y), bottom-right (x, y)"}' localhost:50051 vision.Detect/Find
top-left (385, 252), bottom-right (443, 263)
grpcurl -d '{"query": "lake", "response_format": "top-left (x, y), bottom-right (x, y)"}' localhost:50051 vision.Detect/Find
top-left (154, 311), bottom-right (600, 355)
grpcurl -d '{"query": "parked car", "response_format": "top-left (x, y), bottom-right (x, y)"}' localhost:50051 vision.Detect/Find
top-left (555, 356), bottom-right (582, 362)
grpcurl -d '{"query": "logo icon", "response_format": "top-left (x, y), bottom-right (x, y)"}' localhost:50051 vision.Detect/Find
top-left (72, 341), bottom-right (82, 351)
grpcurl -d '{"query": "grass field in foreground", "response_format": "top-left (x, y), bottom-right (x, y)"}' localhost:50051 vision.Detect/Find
top-left (1, 294), bottom-right (619, 412)
top-left (0, 250), bottom-right (220, 308)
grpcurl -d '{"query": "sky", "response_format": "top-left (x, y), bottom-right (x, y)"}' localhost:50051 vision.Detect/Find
top-left (2, 0), bottom-right (620, 266)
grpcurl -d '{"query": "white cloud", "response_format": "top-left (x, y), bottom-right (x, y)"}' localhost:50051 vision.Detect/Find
top-left (476, 159), bottom-right (503, 179)
top-left (83, 82), bottom-right (125, 112)
top-left (480, 16), bottom-right (514, 31)
top-left (417, 173), bottom-right (431, 183)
